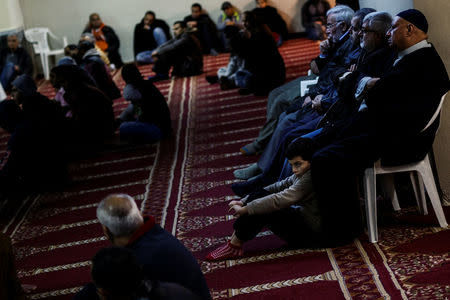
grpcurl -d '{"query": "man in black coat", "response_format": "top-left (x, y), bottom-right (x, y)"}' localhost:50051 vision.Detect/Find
top-left (0, 34), bottom-right (33, 91)
top-left (252, 0), bottom-right (288, 45)
top-left (184, 3), bottom-right (222, 55)
top-left (311, 9), bottom-right (449, 245)
top-left (134, 11), bottom-right (172, 64)
top-left (0, 75), bottom-right (67, 194)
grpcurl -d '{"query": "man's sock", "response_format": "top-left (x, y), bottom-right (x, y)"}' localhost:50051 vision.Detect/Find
top-left (240, 142), bottom-right (261, 156)
top-left (233, 163), bottom-right (261, 180)
top-left (205, 242), bottom-right (243, 261)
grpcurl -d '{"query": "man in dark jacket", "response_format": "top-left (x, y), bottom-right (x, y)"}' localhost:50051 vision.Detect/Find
top-left (88, 194), bottom-right (212, 300)
top-left (0, 75), bottom-right (67, 193)
top-left (0, 34), bottom-right (33, 91)
top-left (150, 21), bottom-right (203, 81)
top-left (184, 3), bottom-right (222, 55)
top-left (83, 13), bottom-right (123, 68)
top-left (74, 247), bottom-right (201, 300)
top-left (78, 41), bottom-right (121, 101)
top-left (238, 5), bottom-right (354, 157)
top-left (134, 11), bottom-right (172, 64)
top-left (252, 0), bottom-right (288, 45)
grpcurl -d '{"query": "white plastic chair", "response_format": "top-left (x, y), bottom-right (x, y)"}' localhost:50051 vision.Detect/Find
top-left (24, 27), bottom-right (68, 79)
top-left (363, 92), bottom-right (449, 243)
top-left (0, 82), bottom-right (6, 101)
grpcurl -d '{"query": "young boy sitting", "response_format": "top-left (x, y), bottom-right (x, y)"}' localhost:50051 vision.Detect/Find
top-left (206, 138), bottom-right (324, 261)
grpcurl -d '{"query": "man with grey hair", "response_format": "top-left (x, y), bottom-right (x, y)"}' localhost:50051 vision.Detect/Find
top-left (0, 33), bottom-right (33, 91)
top-left (95, 194), bottom-right (212, 300)
top-left (238, 5), bottom-right (354, 159)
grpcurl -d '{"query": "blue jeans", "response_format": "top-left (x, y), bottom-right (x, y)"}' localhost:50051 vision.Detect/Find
top-left (135, 27), bottom-right (168, 64)
top-left (119, 121), bottom-right (162, 143)
top-left (234, 70), bottom-right (252, 88)
top-left (0, 62), bottom-right (16, 89)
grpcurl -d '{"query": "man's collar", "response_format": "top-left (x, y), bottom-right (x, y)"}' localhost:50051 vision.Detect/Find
top-left (397, 40), bottom-right (431, 61)
top-left (126, 216), bottom-right (156, 246)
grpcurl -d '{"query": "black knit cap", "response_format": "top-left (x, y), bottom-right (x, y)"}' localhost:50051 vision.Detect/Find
top-left (397, 9), bottom-right (428, 33)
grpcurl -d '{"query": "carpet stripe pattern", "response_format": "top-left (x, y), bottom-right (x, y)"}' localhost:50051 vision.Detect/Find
top-left (0, 38), bottom-right (449, 299)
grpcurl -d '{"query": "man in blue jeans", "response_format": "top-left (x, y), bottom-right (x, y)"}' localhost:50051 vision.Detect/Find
top-left (134, 11), bottom-right (172, 64)
top-left (0, 33), bottom-right (33, 91)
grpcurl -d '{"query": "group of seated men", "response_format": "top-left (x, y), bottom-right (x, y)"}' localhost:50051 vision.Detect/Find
top-left (206, 6), bottom-right (449, 259)
top-left (0, 31), bottom-right (172, 198)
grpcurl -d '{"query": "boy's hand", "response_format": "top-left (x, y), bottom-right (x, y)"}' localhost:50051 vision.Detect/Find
top-left (229, 200), bottom-right (243, 208)
top-left (229, 205), bottom-right (248, 218)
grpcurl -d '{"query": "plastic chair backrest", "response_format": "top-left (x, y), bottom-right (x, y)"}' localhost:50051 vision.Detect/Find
top-left (421, 92), bottom-right (448, 133)
top-left (24, 27), bottom-right (51, 54)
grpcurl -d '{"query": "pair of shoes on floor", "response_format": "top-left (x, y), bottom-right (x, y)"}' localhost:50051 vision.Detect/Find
top-left (206, 75), bottom-right (219, 84)
top-left (233, 163), bottom-right (261, 180)
top-left (148, 73), bottom-right (169, 82)
top-left (219, 77), bottom-right (235, 90)
top-left (240, 142), bottom-right (261, 156)
top-left (205, 241), bottom-right (243, 261)
top-left (238, 88), bottom-right (252, 95)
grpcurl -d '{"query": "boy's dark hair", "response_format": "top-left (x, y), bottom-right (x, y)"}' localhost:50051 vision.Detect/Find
top-left (145, 10), bottom-right (155, 18)
top-left (221, 1), bottom-right (232, 10)
top-left (64, 44), bottom-right (78, 56)
top-left (91, 247), bottom-right (144, 297)
top-left (192, 3), bottom-right (202, 10)
top-left (78, 40), bottom-right (95, 53)
top-left (121, 63), bottom-right (143, 85)
top-left (174, 20), bottom-right (187, 28)
top-left (285, 138), bottom-right (315, 161)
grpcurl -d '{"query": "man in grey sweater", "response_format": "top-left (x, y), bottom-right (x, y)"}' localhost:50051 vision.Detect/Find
top-left (206, 138), bottom-right (324, 261)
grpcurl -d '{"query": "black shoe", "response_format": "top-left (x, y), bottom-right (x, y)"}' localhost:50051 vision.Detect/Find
top-left (219, 77), bottom-right (235, 90)
top-left (238, 88), bottom-right (252, 95)
top-left (206, 75), bottom-right (219, 84)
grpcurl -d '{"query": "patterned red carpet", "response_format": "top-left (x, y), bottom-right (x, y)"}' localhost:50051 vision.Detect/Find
top-left (0, 38), bottom-right (449, 299)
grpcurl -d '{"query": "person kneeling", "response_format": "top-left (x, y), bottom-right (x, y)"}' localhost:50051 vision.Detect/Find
top-left (206, 138), bottom-right (323, 261)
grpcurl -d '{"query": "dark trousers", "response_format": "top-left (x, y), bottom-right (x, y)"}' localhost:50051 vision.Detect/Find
top-left (310, 113), bottom-right (375, 245)
top-left (233, 189), bottom-right (323, 247)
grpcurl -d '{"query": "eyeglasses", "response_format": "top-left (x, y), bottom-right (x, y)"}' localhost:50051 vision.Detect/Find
top-left (326, 21), bottom-right (343, 29)
top-left (349, 25), bottom-right (361, 33)
top-left (361, 27), bottom-right (377, 34)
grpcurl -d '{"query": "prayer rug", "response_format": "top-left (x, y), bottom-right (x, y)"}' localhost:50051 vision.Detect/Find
top-left (0, 38), bottom-right (449, 299)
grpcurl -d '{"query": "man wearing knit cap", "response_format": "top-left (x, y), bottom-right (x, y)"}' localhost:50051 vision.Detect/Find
top-left (309, 8), bottom-right (449, 245)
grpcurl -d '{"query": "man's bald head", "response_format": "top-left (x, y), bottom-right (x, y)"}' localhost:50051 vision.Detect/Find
top-left (97, 194), bottom-right (144, 238)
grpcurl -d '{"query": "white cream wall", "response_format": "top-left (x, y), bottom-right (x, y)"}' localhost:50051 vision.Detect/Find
top-left (19, 0), bottom-right (308, 63)
top-left (0, 0), bottom-right (24, 31)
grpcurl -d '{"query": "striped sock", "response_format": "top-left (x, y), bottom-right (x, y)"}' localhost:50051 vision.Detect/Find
top-left (205, 242), bottom-right (243, 261)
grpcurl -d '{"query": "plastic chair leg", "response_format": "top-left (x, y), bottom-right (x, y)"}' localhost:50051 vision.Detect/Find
top-left (364, 167), bottom-right (378, 242)
top-left (43, 55), bottom-right (50, 80)
top-left (381, 174), bottom-right (400, 211)
top-left (418, 157), bottom-right (448, 228)
top-left (410, 171), bottom-right (427, 214)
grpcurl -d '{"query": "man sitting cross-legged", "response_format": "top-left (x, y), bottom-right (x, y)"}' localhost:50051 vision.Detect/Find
top-left (206, 138), bottom-right (326, 261)
top-left (73, 194), bottom-right (212, 300)
top-left (150, 21), bottom-right (203, 82)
